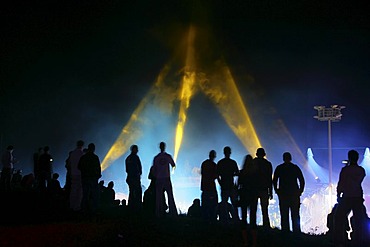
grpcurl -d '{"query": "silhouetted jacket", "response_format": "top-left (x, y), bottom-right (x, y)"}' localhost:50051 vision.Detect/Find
top-left (253, 157), bottom-right (273, 195)
top-left (217, 157), bottom-right (239, 190)
top-left (337, 163), bottom-right (365, 198)
top-left (273, 162), bottom-right (305, 197)
top-left (38, 153), bottom-right (53, 173)
top-left (125, 153), bottom-right (142, 180)
top-left (78, 152), bottom-right (101, 180)
top-left (201, 159), bottom-right (217, 192)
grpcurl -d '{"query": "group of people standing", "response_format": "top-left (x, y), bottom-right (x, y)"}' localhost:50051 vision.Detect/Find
top-left (125, 141), bottom-right (178, 217)
top-left (2, 140), bottom-right (367, 246)
top-left (201, 147), bottom-right (305, 232)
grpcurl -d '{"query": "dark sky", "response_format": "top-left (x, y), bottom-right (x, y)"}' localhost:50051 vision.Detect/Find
top-left (1, 1), bottom-right (370, 179)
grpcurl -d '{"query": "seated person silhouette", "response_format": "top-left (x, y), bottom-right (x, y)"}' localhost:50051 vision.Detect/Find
top-left (215, 201), bottom-right (237, 224)
top-left (187, 198), bottom-right (202, 218)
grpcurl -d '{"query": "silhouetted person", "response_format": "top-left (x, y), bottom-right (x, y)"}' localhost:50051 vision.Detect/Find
top-left (33, 147), bottom-right (42, 182)
top-left (238, 154), bottom-right (258, 223)
top-left (200, 150), bottom-right (218, 221)
top-left (21, 173), bottom-right (35, 191)
top-left (47, 173), bottom-right (65, 212)
top-left (1, 145), bottom-right (15, 192)
top-left (187, 198), bottom-right (202, 218)
top-left (215, 201), bottom-right (237, 224)
top-left (250, 148), bottom-right (272, 228)
top-left (38, 146), bottom-right (53, 193)
top-left (327, 203), bottom-right (349, 243)
top-left (78, 143), bottom-right (102, 214)
top-left (48, 173), bottom-right (63, 195)
top-left (217, 146), bottom-right (239, 220)
top-left (143, 165), bottom-right (167, 217)
top-left (350, 204), bottom-right (370, 245)
top-left (334, 150), bottom-right (366, 247)
top-left (238, 154), bottom-right (258, 247)
top-left (152, 142), bottom-right (177, 217)
top-left (68, 140), bottom-right (85, 212)
top-left (125, 144), bottom-right (143, 212)
top-left (101, 181), bottom-right (120, 208)
top-left (64, 151), bottom-right (72, 200)
top-left (273, 152), bottom-right (305, 233)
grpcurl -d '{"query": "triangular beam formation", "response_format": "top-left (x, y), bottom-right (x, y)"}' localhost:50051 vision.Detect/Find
top-left (101, 26), bottom-right (261, 171)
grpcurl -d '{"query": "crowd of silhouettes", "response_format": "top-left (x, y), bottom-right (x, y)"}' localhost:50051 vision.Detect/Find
top-left (1, 142), bottom-right (369, 246)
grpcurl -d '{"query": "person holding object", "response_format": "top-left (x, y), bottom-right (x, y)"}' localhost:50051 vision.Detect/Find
top-left (334, 150), bottom-right (366, 247)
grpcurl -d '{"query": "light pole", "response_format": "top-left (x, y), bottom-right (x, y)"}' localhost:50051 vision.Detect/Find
top-left (314, 105), bottom-right (345, 207)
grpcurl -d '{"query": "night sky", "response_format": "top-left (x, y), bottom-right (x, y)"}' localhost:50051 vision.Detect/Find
top-left (1, 1), bottom-right (370, 188)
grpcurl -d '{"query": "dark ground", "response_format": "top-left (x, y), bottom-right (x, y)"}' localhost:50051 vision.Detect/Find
top-left (0, 191), bottom-right (335, 247)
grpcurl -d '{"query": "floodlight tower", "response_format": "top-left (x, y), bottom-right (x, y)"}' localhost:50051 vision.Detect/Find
top-left (314, 105), bottom-right (345, 206)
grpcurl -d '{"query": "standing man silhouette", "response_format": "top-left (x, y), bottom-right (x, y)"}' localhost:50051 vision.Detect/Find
top-left (334, 150), bottom-right (366, 246)
top-left (217, 146), bottom-right (239, 220)
top-left (152, 142), bottom-right (178, 217)
top-left (273, 152), bottom-right (305, 233)
top-left (68, 140), bottom-right (85, 212)
top-left (251, 148), bottom-right (273, 228)
top-left (200, 150), bottom-right (218, 221)
top-left (125, 144), bottom-right (143, 212)
top-left (78, 143), bottom-right (102, 214)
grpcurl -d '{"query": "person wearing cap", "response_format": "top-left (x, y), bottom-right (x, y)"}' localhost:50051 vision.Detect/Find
top-left (273, 152), bottom-right (305, 233)
top-left (250, 148), bottom-right (273, 228)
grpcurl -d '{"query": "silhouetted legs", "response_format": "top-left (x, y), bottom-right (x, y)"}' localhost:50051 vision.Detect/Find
top-left (69, 175), bottom-right (82, 211)
top-left (250, 192), bottom-right (270, 228)
top-left (259, 192), bottom-right (270, 228)
top-left (334, 198), bottom-right (364, 246)
top-left (201, 191), bottom-right (218, 221)
top-left (81, 177), bottom-right (100, 214)
top-left (278, 195), bottom-right (301, 233)
top-left (221, 189), bottom-right (239, 220)
top-left (155, 178), bottom-right (177, 217)
top-left (127, 179), bottom-right (142, 211)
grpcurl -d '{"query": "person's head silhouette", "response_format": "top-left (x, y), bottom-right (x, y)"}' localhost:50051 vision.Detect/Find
top-left (256, 148), bottom-right (266, 158)
top-left (159, 142), bottom-right (166, 152)
top-left (223, 146), bottom-right (231, 158)
top-left (283, 152), bottom-right (292, 163)
top-left (348, 150), bottom-right (359, 164)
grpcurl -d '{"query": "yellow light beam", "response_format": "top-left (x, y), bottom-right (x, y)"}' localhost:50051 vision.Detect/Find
top-left (101, 65), bottom-right (171, 171)
top-left (174, 26), bottom-right (198, 162)
top-left (200, 62), bottom-right (261, 154)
